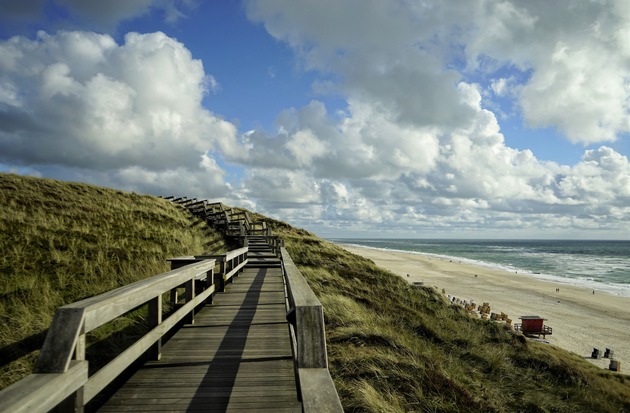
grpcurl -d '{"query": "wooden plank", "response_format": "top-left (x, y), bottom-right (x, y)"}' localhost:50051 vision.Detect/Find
top-left (66, 259), bottom-right (215, 333)
top-left (84, 286), bottom-right (215, 402)
top-left (298, 369), bottom-right (343, 413)
top-left (281, 248), bottom-right (328, 369)
top-left (0, 361), bottom-right (88, 413)
top-left (99, 405), bottom-right (301, 412)
top-left (281, 248), bottom-right (320, 307)
top-left (223, 259), bottom-right (248, 283)
top-left (97, 263), bottom-right (300, 412)
top-left (34, 308), bottom-right (85, 373)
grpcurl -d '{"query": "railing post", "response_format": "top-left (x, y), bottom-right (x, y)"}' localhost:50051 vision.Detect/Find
top-left (34, 308), bottom-right (86, 413)
top-left (184, 278), bottom-right (195, 324)
top-left (74, 333), bottom-right (86, 412)
top-left (148, 296), bottom-right (162, 360)
top-left (280, 247), bottom-right (343, 412)
top-left (206, 267), bottom-right (215, 304)
top-left (170, 287), bottom-right (179, 309)
top-left (214, 259), bottom-right (226, 292)
top-left (231, 256), bottom-right (238, 280)
top-left (274, 237), bottom-right (281, 258)
top-left (53, 333), bottom-right (87, 413)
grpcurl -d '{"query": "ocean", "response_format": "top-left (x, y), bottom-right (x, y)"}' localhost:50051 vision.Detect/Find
top-left (328, 239), bottom-right (630, 297)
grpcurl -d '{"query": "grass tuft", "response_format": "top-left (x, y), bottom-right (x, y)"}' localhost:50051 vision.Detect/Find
top-left (267, 223), bottom-right (630, 412)
top-left (2, 174), bottom-right (630, 412)
top-left (0, 173), bottom-right (230, 389)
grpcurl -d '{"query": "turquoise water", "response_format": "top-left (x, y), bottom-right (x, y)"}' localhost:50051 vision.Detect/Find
top-left (329, 239), bottom-right (630, 297)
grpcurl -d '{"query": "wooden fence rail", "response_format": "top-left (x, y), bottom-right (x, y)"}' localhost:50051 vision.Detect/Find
top-left (0, 249), bottom-right (248, 413)
top-left (281, 247), bottom-right (343, 412)
top-left (0, 230), bottom-right (342, 412)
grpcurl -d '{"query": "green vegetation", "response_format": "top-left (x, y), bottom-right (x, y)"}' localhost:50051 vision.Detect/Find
top-left (0, 173), bottom-right (230, 389)
top-left (1, 174), bottom-right (629, 412)
top-left (265, 225), bottom-right (630, 412)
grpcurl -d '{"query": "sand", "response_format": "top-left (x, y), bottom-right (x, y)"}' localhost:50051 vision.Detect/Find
top-left (340, 244), bottom-right (630, 371)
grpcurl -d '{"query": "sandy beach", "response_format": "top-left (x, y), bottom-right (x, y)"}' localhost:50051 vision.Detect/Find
top-left (340, 244), bottom-right (630, 371)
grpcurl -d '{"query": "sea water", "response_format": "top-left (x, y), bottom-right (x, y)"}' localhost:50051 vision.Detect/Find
top-left (328, 239), bottom-right (630, 297)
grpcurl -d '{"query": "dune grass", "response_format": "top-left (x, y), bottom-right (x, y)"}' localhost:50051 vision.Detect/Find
top-left (1, 174), bottom-right (629, 412)
top-left (270, 228), bottom-right (630, 412)
top-left (0, 173), bottom-right (231, 389)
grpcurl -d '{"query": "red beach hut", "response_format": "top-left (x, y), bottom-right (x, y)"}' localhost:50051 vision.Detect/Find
top-left (515, 316), bottom-right (552, 338)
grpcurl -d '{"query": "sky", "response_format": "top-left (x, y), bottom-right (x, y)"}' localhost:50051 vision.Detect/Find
top-left (0, 0), bottom-right (629, 239)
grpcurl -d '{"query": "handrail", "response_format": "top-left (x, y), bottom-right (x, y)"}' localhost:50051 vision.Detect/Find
top-left (281, 247), bottom-right (343, 412)
top-left (168, 247), bottom-right (248, 293)
top-left (171, 197), bottom-right (277, 243)
top-left (0, 248), bottom-right (248, 413)
top-left (0, 361), bottom-right (88, 413)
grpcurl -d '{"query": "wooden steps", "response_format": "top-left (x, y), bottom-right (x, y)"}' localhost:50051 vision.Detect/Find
top-left (247, 237), bottom-right (281, 268)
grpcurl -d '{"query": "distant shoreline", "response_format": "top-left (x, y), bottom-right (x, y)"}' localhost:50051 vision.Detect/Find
top-left (332, 239), bottom-right (630, 298)
top-left (339, 243), bottom-right (630, 371)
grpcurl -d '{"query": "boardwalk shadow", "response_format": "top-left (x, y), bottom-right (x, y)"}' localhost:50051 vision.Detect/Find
top-left (185, 267), bottom-right (266, 412)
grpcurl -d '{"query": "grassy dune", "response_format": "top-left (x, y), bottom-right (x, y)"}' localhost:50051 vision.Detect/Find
top-left (0, 173), bottom-right (231, 389)
top-left (257, 215), bottom-right (630, 412)
top-left (1, 174), bottom-right (629, 412)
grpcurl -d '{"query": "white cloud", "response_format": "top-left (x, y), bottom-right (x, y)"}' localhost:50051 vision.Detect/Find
top-left (1, 1), bottom-right (628, 238)
top-left (490, 77), bottom-right (516, 97)
top-left (239, 168), bottom-right (321, 207)
top-left (520, 40), bottom-right (629, 144)
top-left (237, 0), bottom-right (630, 237)
top-left (247, 0), bottom-right (629, 146)
top-left (228, 78), bottom-right (629, 236)
top-left (113, 153), bottom-right (230, 198)
top-left (466, 0), bottom-right (630, 144)
top-left (0, 30), bottom-right (239, 197)
top-left (285, 129), bottom-right (328, 166)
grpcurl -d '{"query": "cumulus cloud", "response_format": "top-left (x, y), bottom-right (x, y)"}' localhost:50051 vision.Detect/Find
top-left (247, 0), bottom-right (629, 145)
top-left (465, 0), bottom-right (630, 144)
top-left (234, 84), bottom-right (628, 234)
top-left (0, 30), bottom-right (239, 196)
top-left (245, 0), bottom-right (476, 129)
top-left (237, 0), bottom-right (630, 236)
top-left (1, 1), bottom-right (628, 238)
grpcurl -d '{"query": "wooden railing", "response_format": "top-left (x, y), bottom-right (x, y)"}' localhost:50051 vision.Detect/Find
top-left (281, 247), bottom-right (343, 412)
top-left (0, 228), bottom-right (343, 412)
top-left (166, 197), bottom-right (274, 239)
top-left (0, 248), bottom-right (248, 413)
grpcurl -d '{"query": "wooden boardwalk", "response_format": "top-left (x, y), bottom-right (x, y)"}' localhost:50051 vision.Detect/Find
top-left (98, 239), bottom-right (301, 412)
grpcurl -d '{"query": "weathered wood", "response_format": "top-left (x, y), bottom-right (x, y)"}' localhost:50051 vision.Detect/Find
top-left (84, 286), bottom-right (215, 402)
top-left (184, 278), bottom-right (195, 324)
top-left (294, 306), bottom-right (327, 368)
top-left (99, 264), bottom-right (301, 412)
top-left (280, 247), bottom-right (343, 411)
top-left (298, 368), bottom-right (344, 412)
top-left (224, 259), bottom-right (247, 283)
top-left (281, 248), bottom-right (328, 369)
top-left (2, 230), bottom-right (342, 413)
top-left (34, 308), bottom-right (85, 373)
top-left (66, 259), bottom-right (215, 332)
top-left (148, 296), bottom-right (162, 360)
top-left (0, 361), bottom-right (88, 413)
